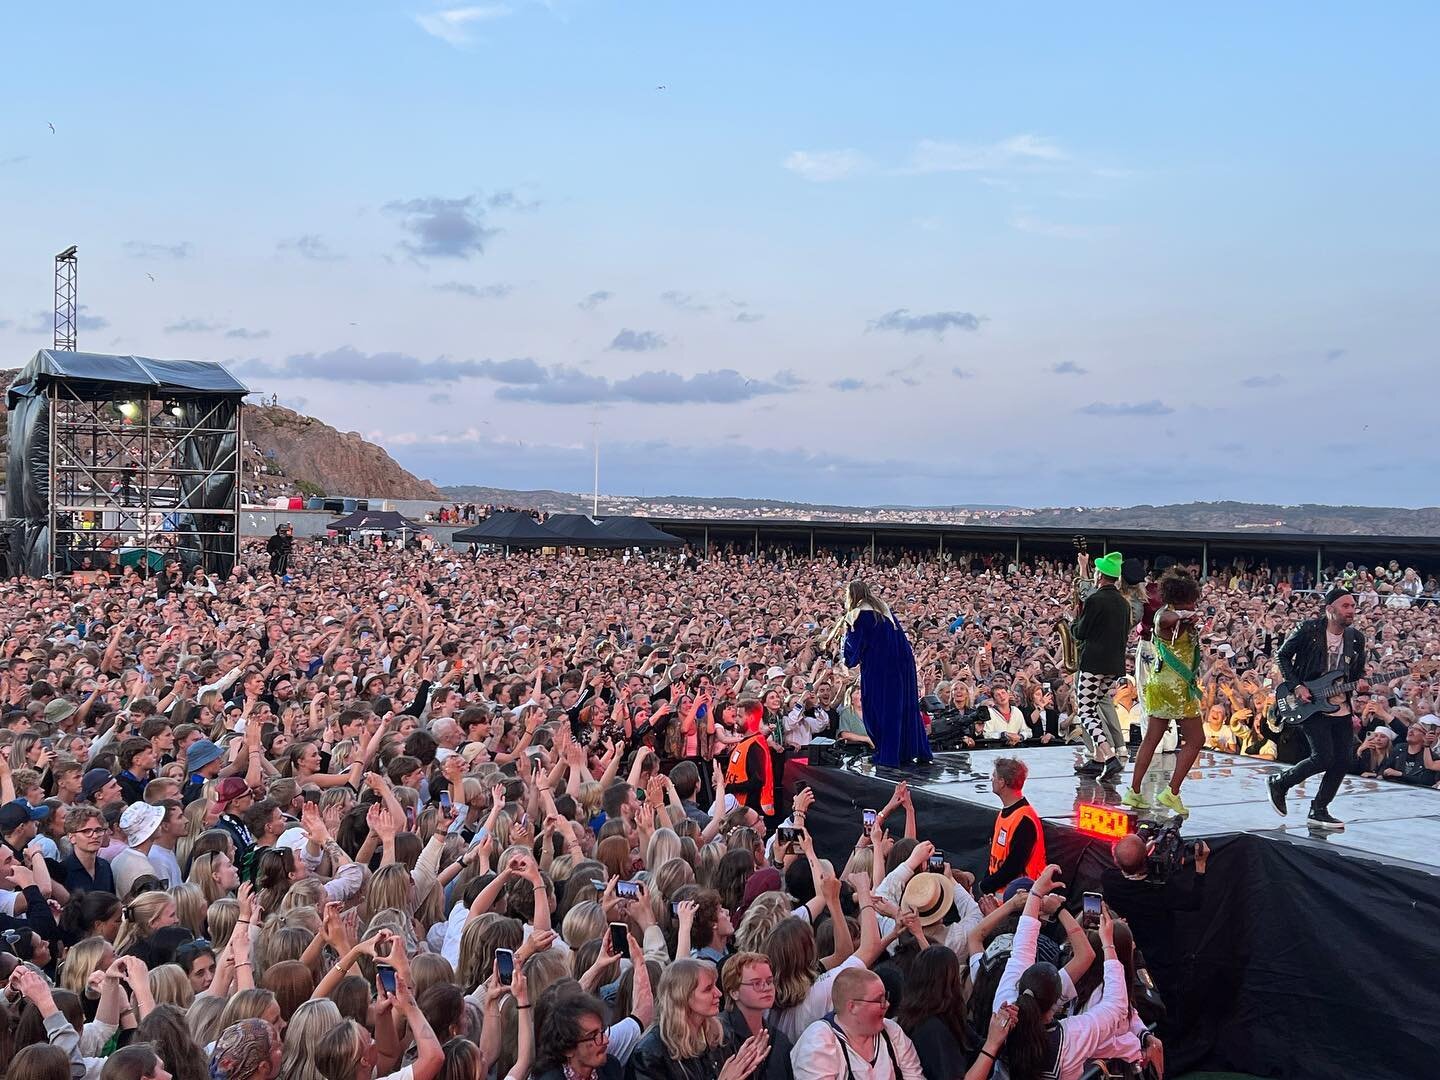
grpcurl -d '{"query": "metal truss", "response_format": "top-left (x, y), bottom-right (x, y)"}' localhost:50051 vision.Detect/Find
top-left (47, 381), bottom-right (242, 575)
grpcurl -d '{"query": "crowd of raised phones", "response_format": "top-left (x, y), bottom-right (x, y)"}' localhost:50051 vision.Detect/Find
top-left (0, 536), bottom-right (1433, 1080)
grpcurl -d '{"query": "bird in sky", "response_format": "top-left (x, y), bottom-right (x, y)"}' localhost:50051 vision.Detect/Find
top-left (47, 122), bottom-right (55, 134)
top-left (146, 272), bottom-right (155, 283)
top-left (656, 85), bottom-right (666, 91)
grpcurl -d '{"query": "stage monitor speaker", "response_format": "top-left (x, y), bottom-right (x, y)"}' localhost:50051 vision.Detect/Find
top-left (807, 738), bottom-right (843, 768)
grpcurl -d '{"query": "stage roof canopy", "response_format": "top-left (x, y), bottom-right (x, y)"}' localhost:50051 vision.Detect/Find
top-left (8, 349), bottom-right (249, 407)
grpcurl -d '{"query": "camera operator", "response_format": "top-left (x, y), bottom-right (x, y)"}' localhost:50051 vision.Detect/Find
top-left (1100, 832), bottom-right (1209, 1019)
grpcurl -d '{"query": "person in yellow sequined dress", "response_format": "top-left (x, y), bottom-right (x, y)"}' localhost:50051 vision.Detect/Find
top-left (1124, 569), bottom-right (1206, 816)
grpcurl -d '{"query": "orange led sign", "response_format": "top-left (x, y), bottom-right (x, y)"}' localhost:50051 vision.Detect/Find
top-left (1076, 802), bottom-right (1133, 840)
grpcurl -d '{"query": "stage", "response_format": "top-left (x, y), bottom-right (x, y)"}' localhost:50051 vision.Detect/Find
top-left (788, 746), bottom-right (1440, 1080)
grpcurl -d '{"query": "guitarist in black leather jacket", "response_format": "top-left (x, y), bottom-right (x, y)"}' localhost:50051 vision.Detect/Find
top-left (1266, 586), bottom-right (1367, 830)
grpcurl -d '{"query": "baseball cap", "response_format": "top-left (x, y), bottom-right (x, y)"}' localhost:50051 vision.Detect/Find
top-left (1417, 714), bottom-right (1440, 729)
top-left (765, 666), bottom-right (787, 680)
top-left (120, 802), bottom-right (165, 847)
top-left (82, 768), bottom-right (117, 801)
top-left (1002, 877), bottom-right (1034, 902)
top-left (0, 799), bottom-right (50, 833)
top-left (214, 777), bottom-right (250, 806)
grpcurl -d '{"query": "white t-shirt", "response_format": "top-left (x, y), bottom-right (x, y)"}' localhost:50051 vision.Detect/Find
top-left (769, 954), bottom-right (864, 1043)
top-left (791, 1017), bottom-right (925, 1080)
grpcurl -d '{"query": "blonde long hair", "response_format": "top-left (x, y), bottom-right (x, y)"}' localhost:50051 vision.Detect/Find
top-left (278, 998), bottom-right (342, 1080)
top-left (845, 581), bottom-right (893, 623)
top-left (115, 891), bottom-right (176, 954)
top-left (60, 936), bottom-right (113, 998)
top-left (655, 958), bottom-right (725, 1060)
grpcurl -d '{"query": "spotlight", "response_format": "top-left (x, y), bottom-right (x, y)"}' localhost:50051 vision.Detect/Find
top-left (118, 401), bottom-right (140, 421)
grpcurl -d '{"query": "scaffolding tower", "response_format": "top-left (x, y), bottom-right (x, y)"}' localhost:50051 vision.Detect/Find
top-left (54, 246), bottom-right (77, 351)
top-left (6, 351), bottom-right (248, 579)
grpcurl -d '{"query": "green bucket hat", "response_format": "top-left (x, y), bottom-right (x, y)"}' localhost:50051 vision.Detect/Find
top-left (1093, 551), bottom-right (1124, 579)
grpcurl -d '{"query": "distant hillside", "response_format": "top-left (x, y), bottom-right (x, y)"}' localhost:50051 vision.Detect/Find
top-left (438, 485), bottom-right (1440, 537)
top-left (0, 368), bottom-right (440, 500)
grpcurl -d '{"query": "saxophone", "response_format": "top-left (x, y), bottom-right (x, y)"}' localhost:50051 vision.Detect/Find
top-left (1055, 554), bottom-right (1087, 674)
top-left (821, 612), bottom-right (851, 654)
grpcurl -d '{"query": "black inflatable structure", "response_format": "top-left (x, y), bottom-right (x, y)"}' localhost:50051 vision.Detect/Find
top-left (5, 350), bottom-right (248, 579)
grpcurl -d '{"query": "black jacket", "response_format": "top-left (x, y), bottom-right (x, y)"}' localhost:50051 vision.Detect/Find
top-left (624, 1028), bottom-right (727, 1080)
top-left (1072, 585), bottom-right (1131, 676)
top-left (720, 1008), bottom-right (794, 1080)
top-left (1277, 617), bottom-right (1365, 685)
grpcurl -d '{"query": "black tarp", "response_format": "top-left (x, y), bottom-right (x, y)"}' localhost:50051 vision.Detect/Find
top-left (175, 397), bottom-right (241, 578)
top-left (543, 513), bottom-right (625, 547)
top-left (5, 386), bottom-right (50, 577)
top-left (7, 350), bottom-right (249, 405)
top-left (595, 515), bottom-right (685, 547)
top-left (451, 511), bottom-right (563, 548)
top-left (328, 509), bottom-right (426, 532)
top-left (789, 758), bottom-right (1440, 1080)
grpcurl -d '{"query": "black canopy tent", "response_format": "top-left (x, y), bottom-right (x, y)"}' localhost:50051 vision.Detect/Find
top-left (328, 509), bottom-right (426, 532)
top-left (543, 513), bottom-right (625, 548)
top-left (451, 511), bottom-right (563, 548)
top-left (595, 515), bottom-right (685, 547)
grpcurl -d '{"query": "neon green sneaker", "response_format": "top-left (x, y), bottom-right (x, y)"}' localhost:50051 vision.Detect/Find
top-left (1156, 788), bottom-right (1190, 817)
top-left (1121, 789), bottom-right (1152, 810)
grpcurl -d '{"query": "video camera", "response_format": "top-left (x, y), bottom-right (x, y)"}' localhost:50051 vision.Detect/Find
top-left (1136, 815), bottom-right (1197, 881)
top-left (921, 694), bottom-right (983, 751)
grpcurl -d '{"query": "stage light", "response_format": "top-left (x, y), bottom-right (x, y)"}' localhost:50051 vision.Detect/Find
top-left (1076, 802), bottom-right (1134, 841)
top-left (171, 405), bottom-right (184, 418)
top-left (118, 401), bottom-right (140, 421)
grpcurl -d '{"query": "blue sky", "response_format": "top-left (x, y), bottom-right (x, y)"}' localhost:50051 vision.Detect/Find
top-left (2, 3), bottom-right (1437, 507)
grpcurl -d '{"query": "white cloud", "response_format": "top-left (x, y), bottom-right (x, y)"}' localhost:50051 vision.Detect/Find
top-left (1010, 214), bottom-right (1095, 239)
top-left (782, 149), bottom-right (868, 182)
top-left (906, 133), bottom-right (1067, 174)
top-left (414, 5), bottom-right (513, 47)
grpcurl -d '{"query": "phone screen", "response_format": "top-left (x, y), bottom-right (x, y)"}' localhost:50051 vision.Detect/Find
top-left (376, 964), bottom-right (397, 995)
top-left (439, 791), bottom-right (452, 810)
top-left (616, 880), bottom-right (640, 901)
top-left (495, 948), bottom-right (514, 986)
top-left (609, 922), bottom-right (628, 956)
top-left (862, 808), bottom-right (877, 828)
top-left (927, 854), bottom-right (945, 873)
top-left (1082, 892), bottom-right (1103, 930)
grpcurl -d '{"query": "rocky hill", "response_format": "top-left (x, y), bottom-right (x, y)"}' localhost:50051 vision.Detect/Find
top-left (243, 404), bottom-right (441, 500)
top-left (0, 368), bottom-right (440, 500)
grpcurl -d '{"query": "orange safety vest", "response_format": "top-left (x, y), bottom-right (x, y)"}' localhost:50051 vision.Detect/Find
top-left (726, 733), bottom-right (776, 817)
top-left (988, 799), bottom-right (1047, 882)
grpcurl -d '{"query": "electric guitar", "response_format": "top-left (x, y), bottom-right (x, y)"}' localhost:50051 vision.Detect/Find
top-left (1266, 666), bottom-right (1407, 731)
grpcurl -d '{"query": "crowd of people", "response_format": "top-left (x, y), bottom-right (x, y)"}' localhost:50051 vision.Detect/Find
top-left (0, 536), bottom-right (1434, 1080)
top-left (425, 506), bottom-right (545, 526)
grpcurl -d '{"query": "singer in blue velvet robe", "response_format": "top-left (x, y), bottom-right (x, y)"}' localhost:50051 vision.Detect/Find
top-left (843, 607), bottom-right (933, 767)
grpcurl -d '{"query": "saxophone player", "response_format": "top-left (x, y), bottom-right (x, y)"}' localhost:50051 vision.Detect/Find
top-left (1072, 551), bottom-right (1133, 781)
